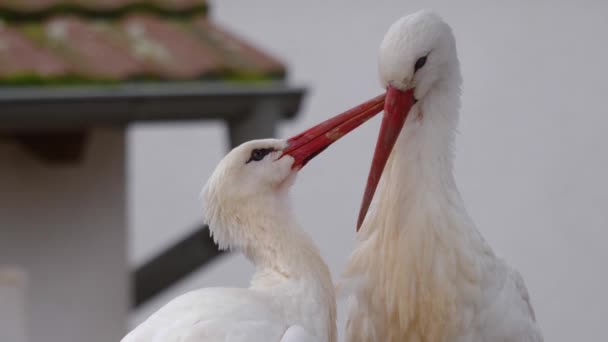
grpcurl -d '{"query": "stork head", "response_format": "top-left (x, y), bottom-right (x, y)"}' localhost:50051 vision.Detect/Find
top-left (379, 9), bottom-right (459, 101)
top-left (202, 93), bottom-right (388, 250)
top-left (357, 10), bottom-right (462, 229)
top-left (203, 139), bottom-right (294, 206)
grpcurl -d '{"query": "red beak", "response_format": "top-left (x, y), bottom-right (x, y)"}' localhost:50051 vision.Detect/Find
top-left (356, 85), bottom-right (416, 231)
top-left (282, 94), bottom-right (385, 169)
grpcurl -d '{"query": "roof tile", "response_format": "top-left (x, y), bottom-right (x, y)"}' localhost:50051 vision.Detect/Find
top-left (0, 22), bottom-right (69, 79)
top-left (0, 1), bottom-right (285, 84)
top-left (120, 14), bottom-right (221, 79)
top-left (38, 16), bottom-right (145, 80)
top-left (190, 18), bottom-right (285, 77)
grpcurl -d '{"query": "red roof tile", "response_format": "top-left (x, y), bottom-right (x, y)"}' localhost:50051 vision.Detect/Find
top-left (0, 22), bottom-right (69, 79)
top-left (120, 14), bottom-right (222, 79)
top-left (42, 16), bottom-right (146, 80)
top-left (191, 18), bottom-right (285, 77)
top-left (0, 1), bottom-right (285, 84)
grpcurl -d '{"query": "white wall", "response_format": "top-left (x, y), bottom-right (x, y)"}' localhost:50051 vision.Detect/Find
top-left (130, 1), bottom-right (608, 341)
top-left (1, 129), bottom-right (128, 342)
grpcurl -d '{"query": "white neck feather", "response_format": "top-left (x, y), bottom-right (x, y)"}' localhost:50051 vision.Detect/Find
top-left (368, 68), bottom-right (466, 240)
top-left (346, 69), bottom-right (492, 341)
top-left (247, 201), bottom-right (337, 342)
top-left (204, 191), bottom-right (336, 342)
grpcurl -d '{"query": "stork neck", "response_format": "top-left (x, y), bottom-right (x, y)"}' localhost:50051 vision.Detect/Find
top-left (359, 74), bottom-right (468, 244)
top-left (206, 188), bottom-right (330, 281)
top-left (393, 79), bottom-right (461, 192)
top-left (206, 193), bottom-right (336, 342)
top-left (243, 198), bottom-right (337, 342)
top-left (248, 215), bottom-right (318, 274)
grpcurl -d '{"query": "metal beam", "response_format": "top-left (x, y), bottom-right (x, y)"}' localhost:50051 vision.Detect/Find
top-left (133, 225), bottom-right (224, 308)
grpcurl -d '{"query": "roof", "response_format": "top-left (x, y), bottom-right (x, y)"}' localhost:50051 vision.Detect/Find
top-left (0, 1), bottom-right (286, 84)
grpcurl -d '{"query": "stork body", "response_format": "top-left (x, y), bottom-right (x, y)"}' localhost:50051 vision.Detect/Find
top-left (343, 10), bottom-right (542, 342)
top-left (122, 91), bottom-right (388, 342)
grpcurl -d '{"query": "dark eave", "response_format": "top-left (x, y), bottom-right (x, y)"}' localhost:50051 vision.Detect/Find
top-left (0, 81), bottom-right (306, 132)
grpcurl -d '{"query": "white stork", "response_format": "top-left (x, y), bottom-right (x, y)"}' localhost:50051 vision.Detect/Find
top-left (121, 93), bottom-right (386, 342)
top-left (341, 10), bottom-right (543, 342)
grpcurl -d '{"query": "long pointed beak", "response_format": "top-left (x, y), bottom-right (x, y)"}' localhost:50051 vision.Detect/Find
top-left (282, 94), bottom-right (385, 169)
top-left (356, 85), bottom-right (416, 231)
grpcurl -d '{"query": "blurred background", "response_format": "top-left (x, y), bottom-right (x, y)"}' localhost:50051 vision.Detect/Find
top-left (1, 1), bottom-right (607, 342)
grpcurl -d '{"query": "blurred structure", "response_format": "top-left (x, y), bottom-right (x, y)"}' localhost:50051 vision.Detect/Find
top-left (0, 267), bottom-right (28, 342)
top-left (0, 1), bottom-right (305, 341)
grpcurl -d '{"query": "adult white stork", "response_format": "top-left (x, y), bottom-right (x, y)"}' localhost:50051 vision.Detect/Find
top-left (121, 94), bottom-right (385, 342)
top-left (341, 10), bottom-right (543, 342)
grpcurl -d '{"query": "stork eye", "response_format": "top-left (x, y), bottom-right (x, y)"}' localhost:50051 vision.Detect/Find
top-left (414, 56), bottom-right (427, 72)
top-left (247, 148), bottom-right (274, 163)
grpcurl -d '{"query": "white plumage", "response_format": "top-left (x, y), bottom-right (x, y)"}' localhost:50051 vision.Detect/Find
top-left (342, 10), bottom-right (543, 342)
top-left (122, 139), bottom-right (336, 342)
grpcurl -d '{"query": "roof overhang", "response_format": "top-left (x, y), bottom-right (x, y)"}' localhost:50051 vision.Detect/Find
top-left (0, 81), bottom-right (306, 132)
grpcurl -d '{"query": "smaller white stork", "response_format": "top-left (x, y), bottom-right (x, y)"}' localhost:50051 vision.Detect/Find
top-left (121, 95), bottom-right (386, 342)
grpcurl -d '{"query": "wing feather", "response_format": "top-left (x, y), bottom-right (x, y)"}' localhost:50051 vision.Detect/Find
top-left (122, 288), bottom-right (318, 342)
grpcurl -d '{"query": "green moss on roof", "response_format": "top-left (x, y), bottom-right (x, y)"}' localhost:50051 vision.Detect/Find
top-left (222, 70), bottom-right (285, 82)
top-left (20, 22), bottom-right (45, 41)
top-left (0, 72), bottom-right (121, 86)
top-left (0, 2), bottom-right (207, 21)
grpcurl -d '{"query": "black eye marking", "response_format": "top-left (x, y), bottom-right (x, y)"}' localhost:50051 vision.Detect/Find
top-left (414, 55), bottom-right (428, 73)
top-left (246, 148), bottom-right (275, 164)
